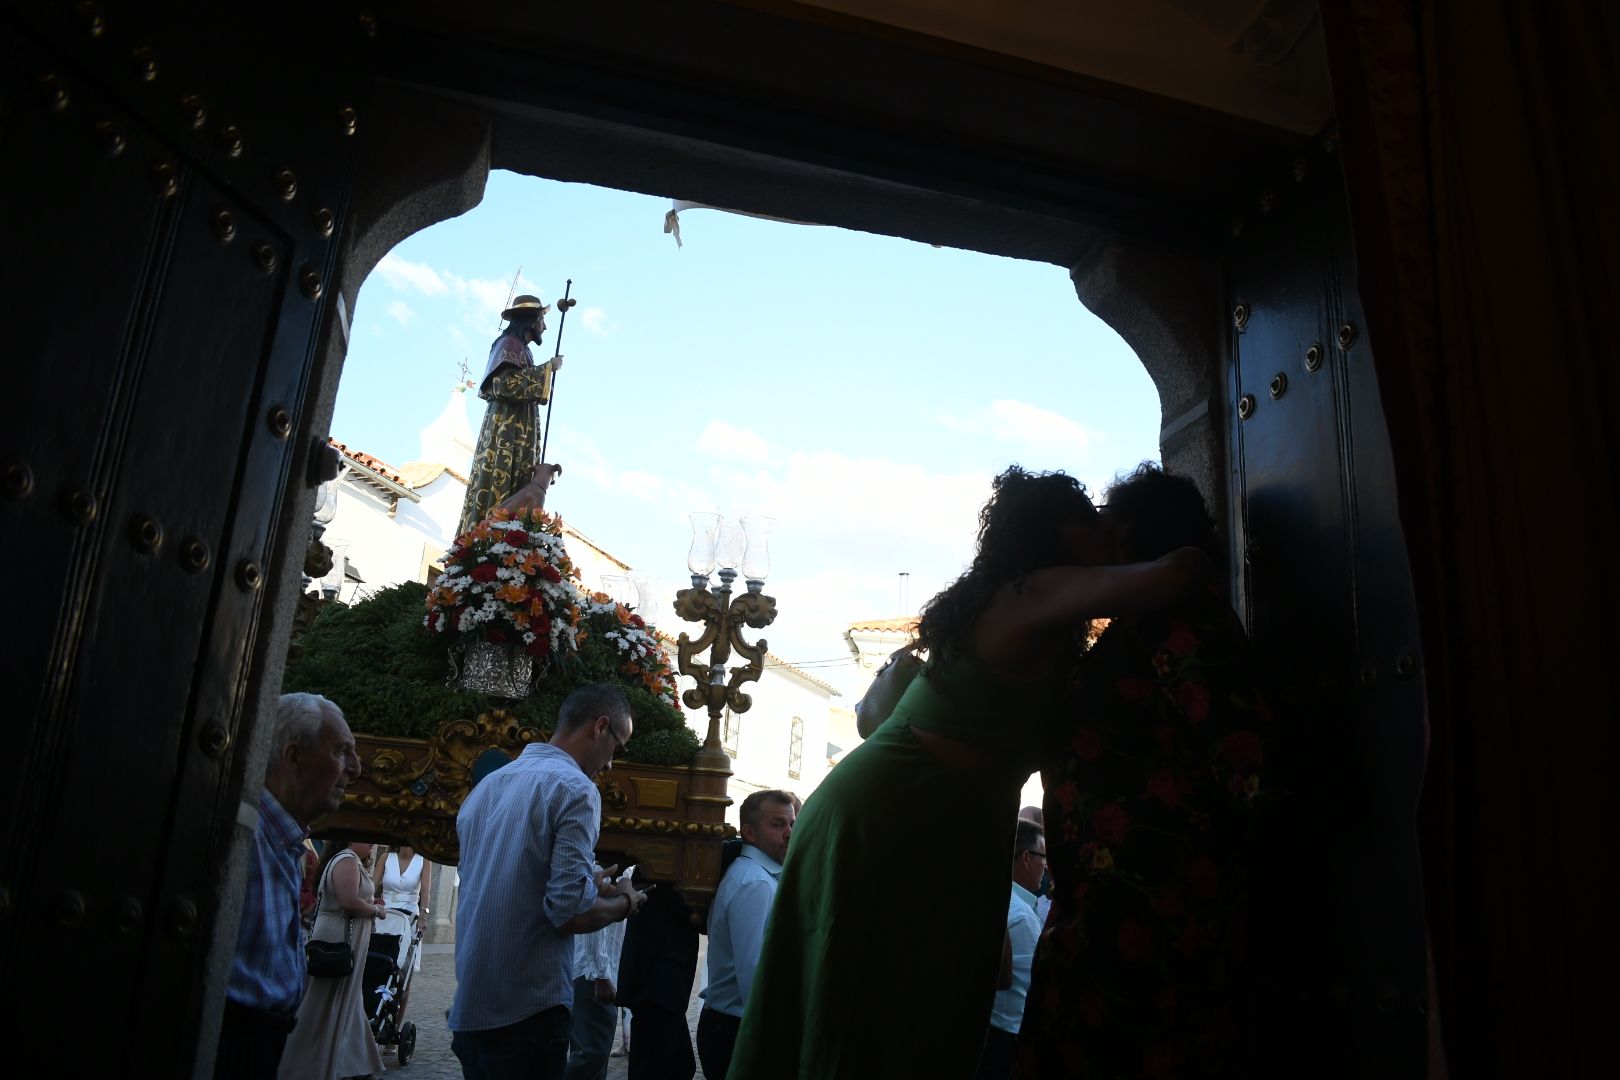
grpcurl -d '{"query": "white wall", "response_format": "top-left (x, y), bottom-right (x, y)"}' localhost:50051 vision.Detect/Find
top-left (323, 473), bottom-right (455, 604)
top-left (703, 661), bottom-right (836, 825)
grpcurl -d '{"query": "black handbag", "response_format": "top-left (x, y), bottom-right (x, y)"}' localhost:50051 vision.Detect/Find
top-left (304, 852), bottom-right (357, 978)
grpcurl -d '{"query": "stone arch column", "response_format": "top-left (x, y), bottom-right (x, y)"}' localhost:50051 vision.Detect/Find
top-left (1070, 241), bottom-right (1227, 525)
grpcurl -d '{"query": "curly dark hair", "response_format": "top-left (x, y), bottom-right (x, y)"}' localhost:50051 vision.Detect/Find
top-left (1103, 462), bottom-right (1221, 562)
top-left (915, 466), bottom-right (1098, 656)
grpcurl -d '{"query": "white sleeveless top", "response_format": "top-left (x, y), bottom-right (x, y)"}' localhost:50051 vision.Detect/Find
top-left (379, 852), bottom-right (424, 913)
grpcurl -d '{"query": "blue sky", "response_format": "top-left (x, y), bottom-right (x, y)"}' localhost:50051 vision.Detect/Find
top-left (332, 171), bottom-right (1161, 698)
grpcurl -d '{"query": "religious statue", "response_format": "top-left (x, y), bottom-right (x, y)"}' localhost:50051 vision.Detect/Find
top-left (457, 294), bottom-right (566, 537)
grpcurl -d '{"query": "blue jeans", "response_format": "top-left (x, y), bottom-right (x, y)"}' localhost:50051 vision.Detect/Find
top-left (452, 1005), bottom-right (571, 1080)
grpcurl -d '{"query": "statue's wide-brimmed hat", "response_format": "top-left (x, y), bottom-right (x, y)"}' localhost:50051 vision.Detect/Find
top-left (501, 294), bottom-right (550, 321)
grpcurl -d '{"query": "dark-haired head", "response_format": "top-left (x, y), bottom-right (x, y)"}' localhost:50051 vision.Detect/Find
top-left (915, 466), bottom-right (1098, 655)
top-left (1103, 463), bottom-right (1220, 563)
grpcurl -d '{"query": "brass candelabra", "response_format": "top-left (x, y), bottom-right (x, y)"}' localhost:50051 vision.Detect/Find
top-left (674, 514), bottom-right (778, 769)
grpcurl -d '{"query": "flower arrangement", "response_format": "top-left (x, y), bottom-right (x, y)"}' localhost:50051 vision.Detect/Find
top-left (579, 593), bottom-right (679, 706)
top-left (424, 508), bottom-right (583, 657)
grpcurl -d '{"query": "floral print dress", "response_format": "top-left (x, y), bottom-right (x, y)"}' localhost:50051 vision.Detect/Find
top-left (1018, 590), bottom-right (1277, 1079)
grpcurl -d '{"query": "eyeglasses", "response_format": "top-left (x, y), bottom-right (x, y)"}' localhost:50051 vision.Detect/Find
top-left (607, 724), bottom-right (628, 755)
top-left (1020, 850), bottom-right (1047, 861)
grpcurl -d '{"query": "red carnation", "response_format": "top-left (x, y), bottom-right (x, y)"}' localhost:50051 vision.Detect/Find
top-left (525, 638), bottom-right (548, 657)
top-left (470, 563), bottom-right (498, 583)
top-left (629, 614), bottom-right (645, 629)
top-left (1093, 803), bottom-right (1131, 846)
top-left (506, 529), bottom-right (529, 546)
top-left (540, 564), bottom-right (562, 584)
top-left (486, 628), bottom-right (507, 645)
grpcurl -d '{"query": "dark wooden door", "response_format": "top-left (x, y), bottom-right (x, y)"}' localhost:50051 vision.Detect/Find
top-left (1, 4), bottom-right (361, 1069)
top-left (1224, 145), bottom-right (1430, 1075)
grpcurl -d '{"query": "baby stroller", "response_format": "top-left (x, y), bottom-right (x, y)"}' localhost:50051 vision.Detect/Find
top-left (364, 907), bottom-right (423, 1065)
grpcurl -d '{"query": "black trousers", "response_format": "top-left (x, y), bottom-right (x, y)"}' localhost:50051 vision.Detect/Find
top-left (452, 1004), bottom-right (572, 1080)
top-left (213, 1000), bottom-right (296, 1080)
top-left (696, 1007), bottom-right (742, 1080)
top-left (628, 1003), bottom-right (697, 1080)
top-left (976, 1026), bottom-right (1018, 1080)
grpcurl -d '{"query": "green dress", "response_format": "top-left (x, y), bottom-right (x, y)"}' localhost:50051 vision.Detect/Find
top-left (728, 651), bottom-right (1064, 1079)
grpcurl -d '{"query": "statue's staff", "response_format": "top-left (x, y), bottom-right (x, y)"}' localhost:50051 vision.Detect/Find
top-left (539, 278), bottom-right (576, 464)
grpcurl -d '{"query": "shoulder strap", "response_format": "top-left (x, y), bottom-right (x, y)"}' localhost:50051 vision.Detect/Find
top-left (314, 850), bottom-right (357, 947)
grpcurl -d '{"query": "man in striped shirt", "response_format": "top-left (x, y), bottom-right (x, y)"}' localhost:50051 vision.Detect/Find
top-left (450, 682), bottom-right (649, 1080)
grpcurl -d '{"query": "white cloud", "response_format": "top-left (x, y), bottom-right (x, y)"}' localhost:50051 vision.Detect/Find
top-left (365, 256), bottom-right (571, 347)
top-left (581, 307), bottom-right (609, 336)
top-left (374, 253), bottom-right (448, 296)
top-left (697, 421), bottom-right (770, 465)
top-left (939, 399), bottom-right (1105, 462)
top-left (386, 300), bottom-right (417, 327)
top-left (540, 421), bottom-right (999, 698)
top-left (617, 470), bottom-right (665, 500)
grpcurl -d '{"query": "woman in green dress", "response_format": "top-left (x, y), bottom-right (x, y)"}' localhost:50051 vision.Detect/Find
top-left (728, 466), bottom-right (1210, 1079)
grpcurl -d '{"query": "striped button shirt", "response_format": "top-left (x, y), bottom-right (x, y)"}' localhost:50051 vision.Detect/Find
top-left (450, 743), bottom-right (602, 1031)
top-left (225, 788), bottom-right (309, 1015)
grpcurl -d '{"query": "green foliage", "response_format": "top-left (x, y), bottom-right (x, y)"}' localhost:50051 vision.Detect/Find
top-left (622, 725), bottom-right (704, 766)
top-left (282, 582), bottom-right (694, 763)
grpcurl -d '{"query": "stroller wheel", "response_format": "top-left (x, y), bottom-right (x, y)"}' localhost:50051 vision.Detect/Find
top-left (398, 1020), bottom-right (417, 1066)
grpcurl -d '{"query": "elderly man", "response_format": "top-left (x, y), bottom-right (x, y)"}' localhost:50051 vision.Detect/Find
top-left (450, 682), bottom-right (649, 1080)
top-left (979, 817), bottom-right (1046, 1080)
top-left (215, 692), bottom-right (360, 1079)
top-left (698, 789), bottom-right (796, 1080)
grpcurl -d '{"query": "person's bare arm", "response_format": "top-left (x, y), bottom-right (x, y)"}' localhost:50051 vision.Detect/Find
top-left (558, 865), bottom-right (647, 933)
top-left (418, 860), bottom-right (432, 914)
top-left (976, 548), bottom-right (1212, 673)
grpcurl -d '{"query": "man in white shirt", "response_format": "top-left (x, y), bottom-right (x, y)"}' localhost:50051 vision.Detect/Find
top-left (1019, 806), bottom-right (1053, 927)
top-left (565, 863), bottom-right (628, 1080)
top-left (449, 683), bottom-right (648, 1080)
top-left (979, 818), bottom-right (1046, 1080)
top-left (696, 789), bottom-right (796, 1080)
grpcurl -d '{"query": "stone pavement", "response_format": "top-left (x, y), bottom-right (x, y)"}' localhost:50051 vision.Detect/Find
top-left (377, 942), bottom-right (711, 1079)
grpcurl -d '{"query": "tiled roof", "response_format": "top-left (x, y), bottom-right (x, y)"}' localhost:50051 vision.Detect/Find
top-left (845, 616), bottom-right (919, 634)
top-left (329, 438), bottom-right (405, 485)
top-left (763, 653), bottom-right (841, 697)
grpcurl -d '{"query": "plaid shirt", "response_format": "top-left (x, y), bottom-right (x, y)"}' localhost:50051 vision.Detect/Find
top-left (225, 788), bottom-right (308, 1014)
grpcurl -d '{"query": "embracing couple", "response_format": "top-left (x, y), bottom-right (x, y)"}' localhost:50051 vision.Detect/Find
top-left (728, 462), bottom-right (1278, 1080)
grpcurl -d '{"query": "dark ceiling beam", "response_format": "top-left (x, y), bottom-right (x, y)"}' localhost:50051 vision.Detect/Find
top-left (373, 0), bottom-right (1307, 257)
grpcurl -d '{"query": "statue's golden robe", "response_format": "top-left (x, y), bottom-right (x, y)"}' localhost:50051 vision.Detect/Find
top-left (458, 332), bottom-right (554, 538)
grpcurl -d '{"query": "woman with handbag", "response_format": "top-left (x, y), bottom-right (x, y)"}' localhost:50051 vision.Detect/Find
top-left (280, 841), bottom-right (387, 1080)
top-left (728, 466), bottom-right (1212, 1079)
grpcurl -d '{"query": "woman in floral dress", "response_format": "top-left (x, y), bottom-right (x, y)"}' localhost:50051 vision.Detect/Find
top-left (1019, 466), bottom-right (1279, 1079)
